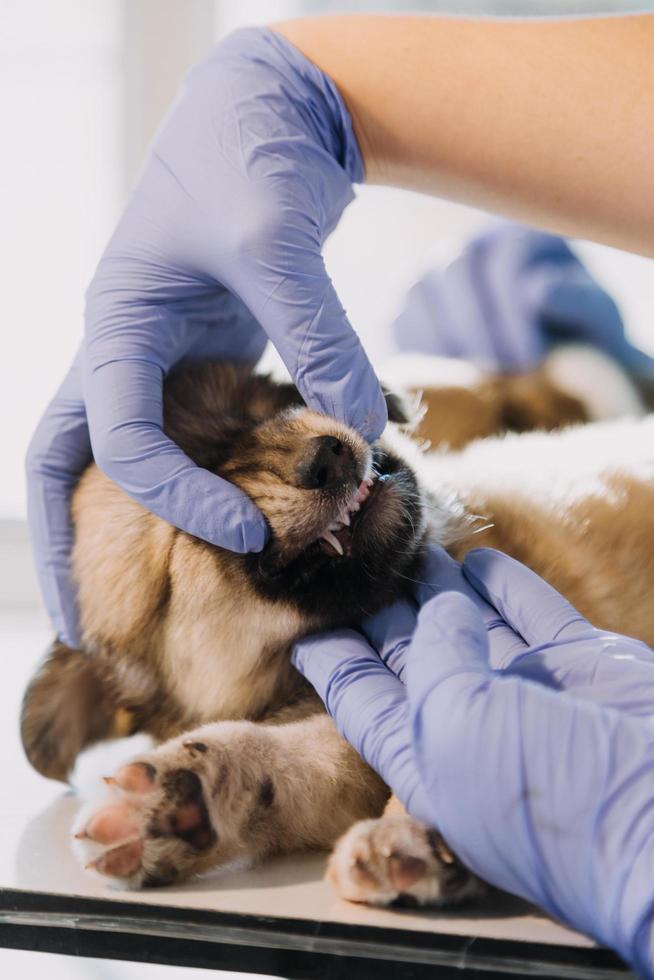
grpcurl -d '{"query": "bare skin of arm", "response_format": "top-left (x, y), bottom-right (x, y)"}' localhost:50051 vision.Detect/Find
top-left (275, 15), bottom-right (654, 257)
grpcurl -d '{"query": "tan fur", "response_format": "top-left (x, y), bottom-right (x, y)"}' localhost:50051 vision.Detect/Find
top-left (22, 358), bottom-right (654, 901)
top-left (67, 400), bottom-right (375, 742)
top-left (74, 715), bottom-right (388, 888)
top-left (412, 428), bottom-right (654, 648)
top-left (448, 477), bottom-right (654, 645)
top-left (21, 642), bottom-right (127, 782)
top-left (415, 368), bottom-right (587, 451)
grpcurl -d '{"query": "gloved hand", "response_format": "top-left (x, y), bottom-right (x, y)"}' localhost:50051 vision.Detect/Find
top-left (294, 545), bottom-right (654, 976)
top-left (393, 222), bottom-right (654, 379)
top-left (26, 27), bottom-right (386, 646)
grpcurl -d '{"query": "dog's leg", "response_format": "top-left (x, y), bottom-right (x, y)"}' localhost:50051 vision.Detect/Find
top-left (326, 796), bottom-right (485, 908)
top-left (73, 714), bottom-right (388, 888)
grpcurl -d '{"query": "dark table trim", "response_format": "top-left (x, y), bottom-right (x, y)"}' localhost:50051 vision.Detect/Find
top-left (0, 888), bottom-right (633, 979)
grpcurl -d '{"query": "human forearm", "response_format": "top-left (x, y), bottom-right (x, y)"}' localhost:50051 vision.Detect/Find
top-left (275, 15), bottom-right (654, 257)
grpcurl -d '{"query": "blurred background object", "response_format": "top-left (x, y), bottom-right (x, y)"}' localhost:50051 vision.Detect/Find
top-left (391, 224), bottom-right (654, 379)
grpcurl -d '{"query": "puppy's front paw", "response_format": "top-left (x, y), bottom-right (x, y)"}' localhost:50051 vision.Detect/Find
top-left (73, 753), bottom-right (219, 886)
top-left (72, 723), bottom-right (275, 888)
top-left (327, 815), bottom-right (484, 908)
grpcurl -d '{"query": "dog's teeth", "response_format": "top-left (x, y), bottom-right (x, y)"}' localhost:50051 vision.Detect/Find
top-left (364, 478), bottom-right (374, 488)
top-left (349, 501), bottom-right (360, 513)
top-left (340, 511), bottom-right (351, 527)
top-left (321, 530), bottom-right (344, 556)
top-left (328, 522), bottom-right (343, 531)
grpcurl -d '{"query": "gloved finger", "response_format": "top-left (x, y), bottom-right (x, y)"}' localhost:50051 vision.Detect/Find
top-left (463, 552), bottom-right (654, 712)
top-left (25, 354), bottom-right (90, 646)
top-left (505, 635), bottom-right (654, 718)
top-left (361, 546), bottom-right (526, 680)
top-left (406, 590), bottom-right (494, 709)
top-left (292, 629), bottom-right (432, 823)
top-left (463, 548), bottom-right (590, 645)
top-left (360, 544), bottom-right (527, 683)
top-left (228, 207), bottom-right (388, 444)
top-left (361, 599), bottom-right (418, 682)
top-left (82, 325), bottom-right (268, 553)
top-left (415, 543), bottom-right (527, 668)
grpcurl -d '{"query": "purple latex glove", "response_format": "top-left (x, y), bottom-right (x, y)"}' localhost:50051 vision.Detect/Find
top-left (26, 27), bottom-right (386, 646)
top-left (393, 223), bottom-right (654, 379)
top-left (294, 546), bottom-right (654, 976)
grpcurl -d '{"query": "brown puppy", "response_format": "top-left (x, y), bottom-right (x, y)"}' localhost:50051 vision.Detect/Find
top-left (23, 364), bottom-right (427, 762)
top-left (21, 354), bottom-right (654, 906)
top-left (23, 362), bottom-right (457, 893)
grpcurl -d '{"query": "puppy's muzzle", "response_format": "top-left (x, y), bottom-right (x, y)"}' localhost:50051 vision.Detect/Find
top-left (297, 436), bottom-right (358, 491)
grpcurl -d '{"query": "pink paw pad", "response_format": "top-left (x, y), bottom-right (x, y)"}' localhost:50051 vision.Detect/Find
top-left (77, 802), bottom-right (139, 845)
top-left (74, 759), bottom-right (216, 885)
top-left (91, 840), bottom-right (143, 878)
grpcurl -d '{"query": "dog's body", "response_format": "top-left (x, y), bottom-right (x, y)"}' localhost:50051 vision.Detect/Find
top-left (21, 353), bottom-right (654, 904)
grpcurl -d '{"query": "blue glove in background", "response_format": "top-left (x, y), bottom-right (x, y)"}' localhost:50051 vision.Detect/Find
top-left (25, 27), bottom-right (386, 646)
top-left (294, 546), bottom-right (654, 976)
top-left (392, 222), bottom-right (654, 378)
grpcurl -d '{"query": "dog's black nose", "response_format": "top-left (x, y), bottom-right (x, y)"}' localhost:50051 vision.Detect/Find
top-left (299, 436), bottom-right (356, 490)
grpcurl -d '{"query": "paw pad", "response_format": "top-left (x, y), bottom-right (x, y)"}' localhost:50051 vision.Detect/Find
top-left (74, 758), bottom-right (216, 885)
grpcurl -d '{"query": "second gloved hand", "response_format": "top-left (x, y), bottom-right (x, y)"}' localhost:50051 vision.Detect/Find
top-left (393, 222), bottom-right (654, 379)
top-left (294, 546), bottom-right (654, 976)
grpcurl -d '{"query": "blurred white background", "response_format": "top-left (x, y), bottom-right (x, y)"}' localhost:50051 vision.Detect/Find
top-left (1, 1), bottom-right (653, 977)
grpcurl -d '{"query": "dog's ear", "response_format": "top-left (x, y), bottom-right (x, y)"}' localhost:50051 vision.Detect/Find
top-left (21, 641), bottom-right (128, 782)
